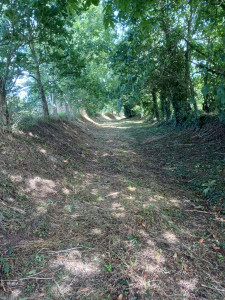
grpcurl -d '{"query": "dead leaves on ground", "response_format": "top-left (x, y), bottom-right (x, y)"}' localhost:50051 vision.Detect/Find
top-left (139, 220), bottom-right (146, 228)
top-left (199, 237), bottom-right (204, 243)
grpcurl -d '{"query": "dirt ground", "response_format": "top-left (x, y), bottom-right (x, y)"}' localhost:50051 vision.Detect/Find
top-left (0, 116), bottom-right (225, 300)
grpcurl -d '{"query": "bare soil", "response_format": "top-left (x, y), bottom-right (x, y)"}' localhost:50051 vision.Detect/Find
top-left (0, 117), bottom-right (224, 300)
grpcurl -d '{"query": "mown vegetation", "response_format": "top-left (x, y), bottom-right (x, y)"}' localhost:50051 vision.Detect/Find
top-left (0, 1), bottom-right (225, 299)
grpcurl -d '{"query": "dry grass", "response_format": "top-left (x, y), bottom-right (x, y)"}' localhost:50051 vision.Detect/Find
top-left (0, 117), bottom-right (224, 299)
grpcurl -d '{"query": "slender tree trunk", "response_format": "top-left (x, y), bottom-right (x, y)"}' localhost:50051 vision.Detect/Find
top-left (152, 88), bottom-right (160, 122)
top-left (63, 94), bottom-right (70, 119)
top-left (51, 93), bottom-right (57, 117)
top-left (37, 72), bottom-right (49, 118)
top-left (185, 0), bottom-right (199, 124)
top-left (160, 91), bottom-right (166, 120)
top-left (30, 42), bottom-right (49, 118)
top-left (165, 96), bottom-right (171, 124)
top-left (203, 73), bottom-right (210, 113)
top-left (69, 103), bottom-right (75, 117)
top-left (185, 6), bottom-right (192, 100)
top-left (171, 82), bottom-right (188, 127)
top-left (170, 95), bottom-right (181, 127)
top-left (190, 81), bottom-right (199, 123)
top-left (160, 91), bottom-right (171, 123)
top-left (0, 78), bottom-right (9, 126)
top-left (65, 104), bottom-right (69, 116)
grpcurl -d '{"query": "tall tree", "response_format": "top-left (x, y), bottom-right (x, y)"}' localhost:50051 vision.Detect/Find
top-left (0, 0), bottom-right (25, 125)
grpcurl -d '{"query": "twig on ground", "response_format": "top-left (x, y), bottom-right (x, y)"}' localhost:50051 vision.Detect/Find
top-left (26, 270), bottom-right (47, 278)
top-left (46, 247), bottom-right (83, 254)
top-left (1, 277), bottom-right (53, 282)
top-left (62, 276), bottom-right (77, 294)
top-left (185, 209), bottom-right (216, 215)
top-left (54, 279), bottom-right (65, 298)
top-left (201, 284), bottom-right (225, 294)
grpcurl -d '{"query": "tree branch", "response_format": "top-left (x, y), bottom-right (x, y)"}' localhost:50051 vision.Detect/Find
top-left (198, 63), bottom-right (225, 77)
top-left (28, 74), bottom-right (38, 82)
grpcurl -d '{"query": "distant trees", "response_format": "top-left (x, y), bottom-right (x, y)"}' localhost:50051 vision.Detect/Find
top-left (103, 0), bottom-right (225, 125)
top-left (0, 0), bottom-right (224, 126)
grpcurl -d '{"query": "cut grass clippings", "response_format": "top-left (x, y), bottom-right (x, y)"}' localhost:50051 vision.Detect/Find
top-left (0, 117), bottom-right (224, 299)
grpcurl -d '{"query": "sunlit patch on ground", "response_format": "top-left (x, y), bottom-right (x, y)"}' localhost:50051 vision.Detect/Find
top-left (8, 174), bottom-right (23, 183)
top-left (162, 231), bottom-right (178, 244)
top-left (179, 278), bottom-right (198, 293)
top-left (62, 187), bottom-right (70, 195)
top-left (26, 176), bottom-right (56, 197)
top-left (91, 228), bottom-right (102, 235)
top-left (8, 289), bottom-right (22, 299)
top-left (39, 147), bottom-right (47, 154)
top-left (112, 211), bottom-right (126, 218)
top-left (50, 254), bottom-right (100, 276)
top-left (106, 191), bottom-right (120, 198)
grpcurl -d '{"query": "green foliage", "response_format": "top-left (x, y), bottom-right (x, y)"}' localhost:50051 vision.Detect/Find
top-left (124, 103), bottom-right (136, 118)
top-left (162, 207), bottom-right (184, 218)
top-left (0, 257), bottom-right (10, 277)
top-left (103, 263), bottom-right (112, 272)
top-left (202, 180), bottom-right (216, 196)
top-left (0, 0), bottom-right (224, 125)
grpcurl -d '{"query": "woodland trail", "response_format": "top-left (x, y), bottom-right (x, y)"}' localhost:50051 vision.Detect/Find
top-left (0, 117), bottom-right (225, 300)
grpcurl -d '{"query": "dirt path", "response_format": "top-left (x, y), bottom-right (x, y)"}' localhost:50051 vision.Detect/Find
top-left (0, 118), bottom-right (224, 300)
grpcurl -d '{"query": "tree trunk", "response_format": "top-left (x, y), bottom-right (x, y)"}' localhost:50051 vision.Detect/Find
top-left (185, 0), bottom-right (199, 124)
top-left (171, 83), bottom-right (187, 127)
top-left (30, 42), bottom-right (49, 118)
top-left (0, 78), bottom-right (9, 126)
top-left (63, 94), bottom-right (70, 119)
top-left (69, 103), bottom-right (74, 117)
top-left (203, 73), bottom-right (210, 113)
top-left (190, 80), bottom-right (199, 123)
top-left (152, 88), bottom-right (160, 122)
top-left (160, 90), bottom-right (171, 122)
top-left (185, 4), bottom-right (192, 100)
top-left (51, 93), bottom-right (57, 117)
top-left (165, 96), bottom-right (171, 124)
top-left (36, 66), bottom-right (49, 118)
top-left (170, 96), bottom-right (181, 127)
top-left (160, 91), bottom-right (166, 120)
